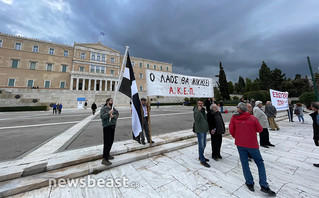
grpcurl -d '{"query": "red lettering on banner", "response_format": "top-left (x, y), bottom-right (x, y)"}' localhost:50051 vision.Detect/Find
top-left (168, 87), bottom-right (195, 95)
top-left (184, 87), bottom-right (188, 95)
top-left (189, 88), bottom-right (195, 95)
top-left (169, 87), bottom-right (176, 94)
top-left (277, 100), bottom-right (285, 106)
top-left (272, 91), bottom-right (288, 99)
top-left (177, 87), bottom-right (182, 94)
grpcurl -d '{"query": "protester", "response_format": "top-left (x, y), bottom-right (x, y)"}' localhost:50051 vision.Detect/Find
top-left (229, 102), bottom-right (276, 196)
top-left (193, 99), bottom-right (210, 168)
top-left (138, 98), bottom-right (154, 145)
top-left (205, 98), bottom-right (213, 113)
top-left (219, 100), bottom-right (224, 113)
top-left (310, 102), bottom-right (319, 167)
top-left (58, 103), bottom-right (62, 114)
top-left (254, 101), bottom-right (275, 148)
top-left (288, 101), bottom-right (294, 122)
top-left (52, 103), bottom-right (57, 114)
top-left (294, 103), bottom-right (304, 123)
top-left (247, 103), bottom-right (253, 115)
top-left (265, 101), bottom-right (279, 131)
top-left (207, 104), bottom-right (225, 160)
top-left (100, 98), bottom-right (119, 166)
top-left (91, 102), bottom-right (97, 115)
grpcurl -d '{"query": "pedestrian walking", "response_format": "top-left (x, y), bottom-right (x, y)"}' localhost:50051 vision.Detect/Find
top-left (219, 100), bottom-right (224, 113)
top-left (157, 101), bottom-right (160, 108)
top-left (265, 101), bottom-right (279, 131)
top-left (288, 101), bottom-right (294, 122)
top-left (294, 103), bottom-right (304, 123)
top-left (52, 103), bottom-right (57, 114)
top-left (254, 101), bottom-right (275, 148)
top-left (193, 99), bottom-right (210, 168)
top-left (137, 98), bottom-right (154, 145)
top-left (84, 101), bottom-right (88, 109)
top-left (100, 98), bottom-right (119, 166)
top-left (229, 102), bottom-right (276, 196)
top-left (310, 102), bottom-right (319, 168)
top-left (91, 102), bottom-right (97, 115)
top-left (207, 104), bottom-right (225, 160)
top-left (58, 103), bottom-right (62, 114)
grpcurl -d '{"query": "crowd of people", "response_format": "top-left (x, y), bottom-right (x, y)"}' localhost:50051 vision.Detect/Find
top-left (52, 103), bottom-right (63, 114)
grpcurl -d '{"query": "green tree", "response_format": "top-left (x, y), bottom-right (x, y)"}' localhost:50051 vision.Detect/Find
top-left (227, 81), bottom-right (234, 94)
top-left (271, 68), bottom-right (286, 90)
top-left (259, 61), bottom-right (272, 90)
top-left (236, 76), bottom-right (245, 94)
top-left (214, 87), bottom-right (222, 101)
top-left (245, 78), bottom-right (252, 92)
top-left (218, 62), bottom-right (230, 100)
top-left (299, 92), bottom-right (316, 106)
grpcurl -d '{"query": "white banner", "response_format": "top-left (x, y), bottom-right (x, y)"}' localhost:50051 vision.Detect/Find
top-left (270, 89), bottom-right (289, 111)
top-left (146, 70), bottom-right (214, 98)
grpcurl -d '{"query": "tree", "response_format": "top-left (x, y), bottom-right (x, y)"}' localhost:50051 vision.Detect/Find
top-left (245, 78), bottom-right (252, 92)
top-left (227, 81), bottom-right (234, 94)
top-left (236, 76), bottom-right (245, 94)
top-left (270, 68), bottom-right (286, 90)
top-left (259, 61), bottom-right (272, 90)
top-left (299, 92), bottom-right (316, 106)
top-left (218, 62), bottom-right (230, 100)
top-left (214, 87), bottom-right (222, 101)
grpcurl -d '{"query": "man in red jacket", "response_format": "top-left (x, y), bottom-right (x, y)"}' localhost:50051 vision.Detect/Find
top-left (229, 102), bottom-right (276, 196)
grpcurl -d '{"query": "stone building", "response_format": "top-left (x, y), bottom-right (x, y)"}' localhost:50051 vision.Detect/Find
top-left (0, 32), bottom-right (179, 108)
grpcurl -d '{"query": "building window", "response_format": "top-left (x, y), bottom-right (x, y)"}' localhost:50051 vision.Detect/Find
top-left (8, 79), bottom-right (15, 87)
top-left (33, 46), bottom-right (38, 53)
top-left (132, 61), bottom-right (135, 66)
top-left (49, 48), bottom-right (55, 55)
top-left (15, 43), bottom-right (21, 50)
top-left (102, 54), bottom-right (106, 62)
top-left (47, 63), bottom-right (53, 71)
top-left (27, 80), bottom-right (34, 87)
top-left (96, 66), bottom-right (100, 73)
top-left (44, 81), bottom-right (50, 88)
top-left (30, 62), bottom-right (36, 70)
top-left (64, 50), bottom-right (69, 57)
top-left (81, 52), bottom-right (85, 59)
top-left (91, 52), bottom-right (95, 60)
top-left (90, 65), bottom-right (95, 73)
top-left (140, 62), bottom-right (142, 68)
top-left (0, 40), bottom-right (2, 47)
top-left (60, 81), bottom-right (66, 88)
top-left (62, 65), bottom-right (67, 72)
top-left (79, 66), bottom-right (84, 72)
top-left (154, 65), bottom-right (156, 70)
top-left (140, 86), bottom-right (143, 91)
top-left (139, 73), bottom-right (143, 79)
top-left (97, 53), bottom-right (100, 61)
top-left (111, 57), bottom-right (114, 63)
top-left (160, 66), bottom-right (163, 70)
top-left (101, 66), bottom-right (105, 73)
top-left (110, 70), bottom-right (114, 75)
top-left (166, 66), bottom-right (169, 71)
top-left (11, 59), bottom-right (19, 68)
top-left (147, 64), bottom-right (149, 69)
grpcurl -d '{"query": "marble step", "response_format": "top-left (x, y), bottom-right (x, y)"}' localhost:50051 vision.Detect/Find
top-left (0, 136), bottom-right (204, 198)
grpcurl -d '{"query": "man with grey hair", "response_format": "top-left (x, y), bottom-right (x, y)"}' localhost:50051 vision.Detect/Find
top-left (265, 101), bottom-right (280, 131)
top-left (229, 102), bottom-right (276, 196)
top-left (254, 101), bottom-right (275, 148)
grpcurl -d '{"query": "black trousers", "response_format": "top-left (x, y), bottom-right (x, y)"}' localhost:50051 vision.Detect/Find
top-left (211, 133), bottom-right (222, 157)
top-left (103, 126), bottom-right (115, 159)
top-left (259, 128), bottom-right (270, 146)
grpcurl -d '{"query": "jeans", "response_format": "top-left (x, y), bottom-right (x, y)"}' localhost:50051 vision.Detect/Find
top-left (297, 115), bottom-right (304, 122)
top-left (197, 132), bottom-right (207, 162)
top-left (237, 146), bottom-right (268, 188)
top-left (220, 106), bottom-right (223, 113)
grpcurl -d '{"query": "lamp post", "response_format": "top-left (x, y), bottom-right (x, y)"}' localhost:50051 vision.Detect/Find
top-left (307, 56), bottom-right (319, 101)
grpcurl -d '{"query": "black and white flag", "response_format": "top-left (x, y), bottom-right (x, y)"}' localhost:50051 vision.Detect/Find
top-left (119, 53), bottom-right (142, 137)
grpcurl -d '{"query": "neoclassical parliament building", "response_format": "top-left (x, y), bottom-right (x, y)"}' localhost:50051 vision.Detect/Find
top-left (0, 32), bottom-right (176, 108)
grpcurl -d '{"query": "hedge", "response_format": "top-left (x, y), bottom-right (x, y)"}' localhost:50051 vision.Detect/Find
top-left (0, 106), bottom-right (48, 112)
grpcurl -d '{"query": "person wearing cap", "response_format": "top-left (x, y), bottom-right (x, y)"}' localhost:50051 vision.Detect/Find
top-left (229, 102), bottom-right (276, 196)
top-left (254, 101), bottom-right (275, 148)
top-left (138, 98), bottom-right (154, 145)
top-left (310, 102), bottom-right (319, 167)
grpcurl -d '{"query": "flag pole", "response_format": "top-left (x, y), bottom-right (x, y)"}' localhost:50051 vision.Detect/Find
top-left (112, 46), bottom-right (129, 109)
top-left (147, 96), bottom-right (152, 147)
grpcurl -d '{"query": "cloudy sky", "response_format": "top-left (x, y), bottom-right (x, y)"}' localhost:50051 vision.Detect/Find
top-left (1, 0), bottom-right (318, 82)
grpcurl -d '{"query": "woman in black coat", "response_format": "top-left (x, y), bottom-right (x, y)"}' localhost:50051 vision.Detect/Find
top-left (207, 104), bottom-right (225, 160)
top-left (310, 102), bottom-right (319, 167)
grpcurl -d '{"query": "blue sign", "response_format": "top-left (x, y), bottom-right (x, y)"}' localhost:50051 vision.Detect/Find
top-left (77, 97), bottom-right (86, 101)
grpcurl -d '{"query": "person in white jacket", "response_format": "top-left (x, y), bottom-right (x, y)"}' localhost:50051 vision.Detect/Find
top-left (253, 101), bottom-right (275, 148)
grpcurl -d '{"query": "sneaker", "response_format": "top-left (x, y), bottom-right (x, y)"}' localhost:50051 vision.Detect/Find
top-left (245, 183), bottom-right (255, 192)
top-left (261, 186), bottom-right (276, 196)
top-left (198, 157), bottom-right (209, 162)
top-left (108, 155), bottom-right (114, 160)
top-left (313, 163), bottom-right (319, 167)
top-left (200, 161), bottom-right (210, 168)
top-left (101, 159), bottom-right (112, 166)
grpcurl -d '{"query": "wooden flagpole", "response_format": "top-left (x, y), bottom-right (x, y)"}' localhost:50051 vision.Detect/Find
top-left (147, 96), bottom-right (152, 147)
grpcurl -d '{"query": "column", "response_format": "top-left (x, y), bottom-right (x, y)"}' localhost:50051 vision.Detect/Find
top-left (82, 79), bottom-right (86, 91)
top-left (115, 81), bottom-right (118, 91)
top-left (94, 79), bottom-right (97, 91)
top-left (99, 80), bottom-right (102, 91)
top-left (88, 79), bottom-right (91, 91)
top-left (76, 78), bottom-right (79, 90)
top-left (110, 80), bottom-right (113, 91)
top-left (104, 80), bottom-right (107, 91)
top-left (70, 77), bottom-right (74, 90)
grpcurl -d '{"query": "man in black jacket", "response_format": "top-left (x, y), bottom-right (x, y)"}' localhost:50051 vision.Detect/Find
top-left (91, 102), bottom-right (97, 115)
top-left (310, 102), bottom-right (319, 167)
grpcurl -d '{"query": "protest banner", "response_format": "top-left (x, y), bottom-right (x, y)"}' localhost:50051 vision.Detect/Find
top-left (270, 89), bottom-right (289, 111)
top-left (145, 70), bottom-right (214, 98)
